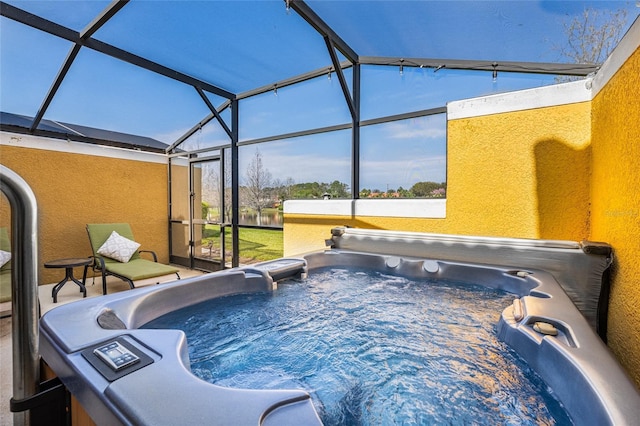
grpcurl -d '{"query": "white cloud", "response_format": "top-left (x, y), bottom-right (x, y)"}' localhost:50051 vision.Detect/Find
top-left (360, 155), bottom-right (446, 189)
top-left (239, 148), bottom-right (351, 186)
top-left (384, 120), bottom-right (447, 140)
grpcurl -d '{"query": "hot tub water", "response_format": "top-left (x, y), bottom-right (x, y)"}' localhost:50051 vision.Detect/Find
top-left (144, 267), bottom-right (571, 425)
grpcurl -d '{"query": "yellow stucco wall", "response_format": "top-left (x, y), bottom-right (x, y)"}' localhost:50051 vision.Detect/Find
top-left (0, 143), bottom-right (170, 285)
top-left (283, 214), bottom-right (445, 256)
top-left (591, 46), bottom-right (640, 387)
top-left (447, 103), bottom-right (592, 240)
top-left (284, 102), bottom-right (592, 255)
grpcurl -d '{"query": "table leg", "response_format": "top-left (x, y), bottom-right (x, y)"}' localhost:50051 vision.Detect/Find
top-left (82, 264), bottom-right (89, 289)
top-left (51, 266), bottom-right (87, 303)
top-left (72, 273), bottom-right (87, 297)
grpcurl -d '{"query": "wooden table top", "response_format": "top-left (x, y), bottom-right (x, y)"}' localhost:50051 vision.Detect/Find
top-left (44, 258), bottom-right (92, 268)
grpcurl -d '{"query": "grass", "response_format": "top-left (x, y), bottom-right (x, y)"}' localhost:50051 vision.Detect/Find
top-left (203, 225), bottom-right (283, 263)
top-left (237, 227), bottom-right (283, 261)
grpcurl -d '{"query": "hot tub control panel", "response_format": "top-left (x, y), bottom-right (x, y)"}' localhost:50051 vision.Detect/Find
top-left (81, 336), bottom-right (154, 381)
top-left (94, 341), bottom-right (140, 371)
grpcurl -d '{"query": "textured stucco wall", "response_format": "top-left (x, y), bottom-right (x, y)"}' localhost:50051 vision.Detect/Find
top-left (447, 103), bottom-right (591, 240)
top-left (284, 102), bottom-right (592, 255)
top-left (0, 143), bottom-right (169, 285)
top-left (284, 214), bottom-right (449, 256)
top-left (591, 46), bottom-right (640, 387)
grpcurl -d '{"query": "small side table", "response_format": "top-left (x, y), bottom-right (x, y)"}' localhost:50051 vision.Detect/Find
top-left (45, 257), bottom-right (92, 303)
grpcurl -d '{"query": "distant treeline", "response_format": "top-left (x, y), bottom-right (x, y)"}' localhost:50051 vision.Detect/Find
top-left (268, 180), bottom-right (446, 201)
top-left (360, 181), bottom-right (446, 198)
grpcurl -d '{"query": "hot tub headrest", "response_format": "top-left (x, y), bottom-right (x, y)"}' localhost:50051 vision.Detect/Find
top-left (329, 227), bottom-right (613, 339)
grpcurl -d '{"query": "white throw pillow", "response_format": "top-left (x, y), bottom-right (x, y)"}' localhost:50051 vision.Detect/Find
top-left (0, 250), bottom-right (11, 268)
top-left (97, 231), bottom-right (141, 263)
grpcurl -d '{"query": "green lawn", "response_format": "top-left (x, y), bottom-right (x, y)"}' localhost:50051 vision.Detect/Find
top-left (203, 225), bottom-right (283, 263)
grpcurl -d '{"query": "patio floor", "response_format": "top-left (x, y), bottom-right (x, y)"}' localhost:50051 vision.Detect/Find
top-left (0, 265), bottom-right (204, 425)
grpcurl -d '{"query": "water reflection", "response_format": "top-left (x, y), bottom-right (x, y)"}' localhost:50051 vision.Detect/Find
top-left (239, 210), bottom-right (283, 227)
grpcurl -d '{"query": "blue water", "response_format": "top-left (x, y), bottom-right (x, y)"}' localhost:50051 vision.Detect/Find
top-left (144, 267), bottom-right (572, 425)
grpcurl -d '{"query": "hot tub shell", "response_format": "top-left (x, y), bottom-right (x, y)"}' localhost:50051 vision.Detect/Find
top-left (39, 229), bottom-right (640, 425)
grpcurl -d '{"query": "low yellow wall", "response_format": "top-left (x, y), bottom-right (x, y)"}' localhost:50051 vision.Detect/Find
top-left (591, 46), bottom-right (640, 386)
top-left (285, 102), bottom-right (592, 255)
top-left (0, 142), bottom-right (170, 285)
top-left (284, 214), bottom-right (448, 256)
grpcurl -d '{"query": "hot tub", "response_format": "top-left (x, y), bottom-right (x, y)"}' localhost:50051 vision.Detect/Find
top-left (39, 228), bottom-right (640, 425)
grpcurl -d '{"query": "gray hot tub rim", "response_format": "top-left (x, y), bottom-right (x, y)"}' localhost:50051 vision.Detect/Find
top-left (39, 235), bottom-right (639, 426)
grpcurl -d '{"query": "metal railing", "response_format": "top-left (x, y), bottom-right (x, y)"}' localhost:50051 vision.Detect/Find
top-left (1, 164), bottom-right (39, 426)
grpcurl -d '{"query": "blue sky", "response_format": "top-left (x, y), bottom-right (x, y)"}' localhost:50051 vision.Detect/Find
top-left (2, 1), bottom-right (639, 191)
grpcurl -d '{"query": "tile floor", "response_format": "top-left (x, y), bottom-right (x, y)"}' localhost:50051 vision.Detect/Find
top-left (0, 266), bottom-right (203, 425)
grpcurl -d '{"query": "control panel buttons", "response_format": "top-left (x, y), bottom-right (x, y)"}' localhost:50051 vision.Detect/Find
top-left (93, 341), bottom-right (141, 371)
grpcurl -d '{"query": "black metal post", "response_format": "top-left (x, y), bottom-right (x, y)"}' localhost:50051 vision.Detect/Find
top-left (231, 99), bottom-right (240, 267)
top-left (352, 63), bottom-right (361, 198)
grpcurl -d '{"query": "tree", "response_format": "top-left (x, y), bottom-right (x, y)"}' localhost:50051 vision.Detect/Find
top-left (410, 181), bottom-right (446, 198)
top-left (397, 186), bottom-right (412, 198)
top-left (292, 182), bottom-right (324, 198)
top-left (222, 151), bottom-right (233, 222)
top-left (244, 149), bottom-right (273, 225)
top-left (201, 162), bottom-right (221, 222)
top-left (327, 180), bottom-right (350, 198)
top-left (555, 8), bottom-right (629, 68)
top-left (273, 177), bottom-right (296, 206)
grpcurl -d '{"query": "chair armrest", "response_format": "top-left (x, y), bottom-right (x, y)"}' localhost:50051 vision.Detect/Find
top-left (138, 250), bottom-right (158, 262)
top-left (90, 255), bottom-right (106, 271)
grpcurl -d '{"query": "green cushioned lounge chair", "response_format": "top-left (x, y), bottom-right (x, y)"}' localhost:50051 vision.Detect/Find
top-left (86, 223), bottom-right (180, 295)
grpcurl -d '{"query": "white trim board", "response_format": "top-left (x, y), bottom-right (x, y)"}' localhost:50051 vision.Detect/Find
top-left (284, 199), bottom-right (446, 219)
top-left (447, 80), bottom-right (591, 120)
top-left (591, 15), bottom-right (640, 97)
top-left (0, 132), bottom-right (168, 164)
